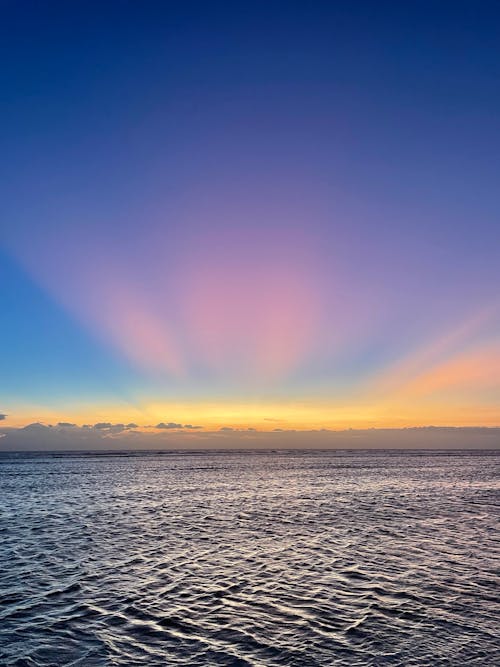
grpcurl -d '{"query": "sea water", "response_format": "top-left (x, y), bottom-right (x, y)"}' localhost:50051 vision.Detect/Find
top-left (0, 450), bottom-right (499, 665)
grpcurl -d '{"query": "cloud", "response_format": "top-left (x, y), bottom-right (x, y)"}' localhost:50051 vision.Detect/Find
top-left (155, 422), bottom-right (203, 430)
top-left (0, 414), bottom-right (6, 421)
top-left (22, 422), bottom-right (51, 432)
top-left (0, 421), bottom-right (142, 450)
top-left (0, 423), bottom-right (499, 451)
top-left (88, 422), bottom-right (138, 433)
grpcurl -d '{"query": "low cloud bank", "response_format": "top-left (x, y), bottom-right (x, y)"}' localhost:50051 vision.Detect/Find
top-left (0, 422), bottom-right (499, 451)
top-left (155, 422), bottom-right (203, 430)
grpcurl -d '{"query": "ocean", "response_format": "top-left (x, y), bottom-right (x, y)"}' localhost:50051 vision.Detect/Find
top-left (0, 450), bottom-right (499, 666)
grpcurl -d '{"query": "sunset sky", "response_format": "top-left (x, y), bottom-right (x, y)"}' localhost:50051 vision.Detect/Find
top-left (1, 2), bottom-right (499, 446)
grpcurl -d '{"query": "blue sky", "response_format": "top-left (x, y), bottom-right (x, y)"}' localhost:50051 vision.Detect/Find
top-left (1, 1), bottom-right (500, 435)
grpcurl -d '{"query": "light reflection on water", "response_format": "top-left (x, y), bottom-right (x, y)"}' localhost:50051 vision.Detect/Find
top-left (0, 450), bottom-right (499, 666)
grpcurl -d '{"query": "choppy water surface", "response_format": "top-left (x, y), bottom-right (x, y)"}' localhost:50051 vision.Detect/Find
top-left (0, 450), bottom-right (499, 666)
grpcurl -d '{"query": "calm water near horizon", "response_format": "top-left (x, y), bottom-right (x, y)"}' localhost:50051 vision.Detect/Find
top-left (1, 449), bottom-right (499, 666)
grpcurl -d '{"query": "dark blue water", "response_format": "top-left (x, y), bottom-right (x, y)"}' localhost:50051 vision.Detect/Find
top-left (0, 450), bottom-right (499, 665)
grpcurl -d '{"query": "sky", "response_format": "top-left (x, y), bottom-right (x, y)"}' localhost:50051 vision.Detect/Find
top-left (1, 1), bottom-right (500, 448)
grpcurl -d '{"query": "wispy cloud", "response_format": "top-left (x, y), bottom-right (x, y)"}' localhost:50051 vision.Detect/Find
top-left (367, 305), bottom-right (500, 399)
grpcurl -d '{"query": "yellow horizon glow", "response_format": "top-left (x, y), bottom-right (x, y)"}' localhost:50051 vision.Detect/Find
top-left (3, 397), bottom-right (500, 430)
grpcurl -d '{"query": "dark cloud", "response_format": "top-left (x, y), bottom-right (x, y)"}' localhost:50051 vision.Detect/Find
top-left (0, 424), bottom-right (499, 452)
top-left (79, 423), bottom-right (135, 431)
top-left (22, 422), bottom-right (50, 432)
top-left (155, 422), bottom-right (202, 430)
top-left (92, 422), bottom-right (135, 434)
top-left (0, 421), bottom-right (136, 450)
top-left (0, 414), bottom-right (6, 421)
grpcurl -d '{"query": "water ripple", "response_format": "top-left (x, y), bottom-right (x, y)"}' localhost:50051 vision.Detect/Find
top-left (0, 450), bottom-right (499, 665)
